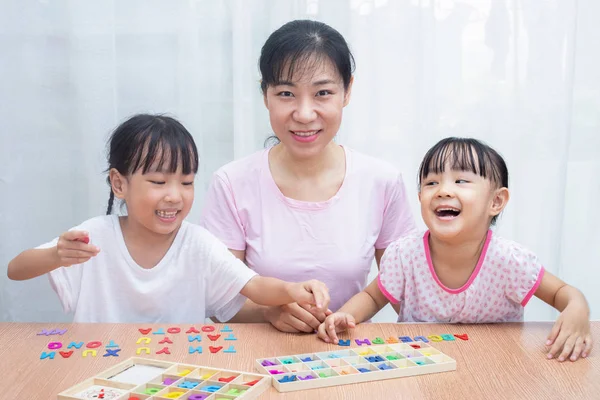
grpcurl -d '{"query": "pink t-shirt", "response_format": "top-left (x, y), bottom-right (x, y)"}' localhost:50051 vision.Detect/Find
top-left (200, 146), bottom-right (416, 313)
top-left (378, 230), bottom-right (545, 323)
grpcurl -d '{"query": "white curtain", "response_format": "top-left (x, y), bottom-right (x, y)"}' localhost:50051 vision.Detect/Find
top-left (1, 0), bottom-right (598, 323)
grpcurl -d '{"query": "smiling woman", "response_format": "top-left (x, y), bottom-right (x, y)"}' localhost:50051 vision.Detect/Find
top-left (200, 20), bottom-right (417, 333)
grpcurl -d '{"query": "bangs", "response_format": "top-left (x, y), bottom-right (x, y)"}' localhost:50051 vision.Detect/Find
top-left (418, 137), bottom-right (508, 188)
top-left (127, 118), bottom-right (198, 176)
top-left (264, 51), bottom-right (336, 87)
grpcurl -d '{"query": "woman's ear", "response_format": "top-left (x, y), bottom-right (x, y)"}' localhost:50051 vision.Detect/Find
top-left (490, 187), bottom-right (510, 218)
top-left (109, 169), bottom-right (127, 199)
top-left (343, 76), bottom-right (354, 107)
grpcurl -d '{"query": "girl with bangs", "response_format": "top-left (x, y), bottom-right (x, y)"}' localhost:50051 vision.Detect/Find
top-left (317, 137), bottom-right (592, 363)
top-left (8, 114), bottom-right (330, 323)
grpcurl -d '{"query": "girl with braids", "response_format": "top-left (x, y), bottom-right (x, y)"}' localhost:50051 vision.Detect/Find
top-left (7, 114), bottom-right (330, 323)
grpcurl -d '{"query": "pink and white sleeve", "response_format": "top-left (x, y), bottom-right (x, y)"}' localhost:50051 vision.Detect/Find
top-left (376, 240), bottom-right (405, 304)
top-left (504, 246), bottom-right (545, 307)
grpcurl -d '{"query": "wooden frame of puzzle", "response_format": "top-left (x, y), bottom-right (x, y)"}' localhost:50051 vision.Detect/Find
top-left (57, 357), bottom-right (270, 400)
top-left (255, 342), bottom-right (456, 392)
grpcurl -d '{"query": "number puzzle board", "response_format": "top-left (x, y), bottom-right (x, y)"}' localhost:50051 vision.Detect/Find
top-left (58, 357), bottom-right (270, 400)
top-left (256, 342), bottom-right (456, 392)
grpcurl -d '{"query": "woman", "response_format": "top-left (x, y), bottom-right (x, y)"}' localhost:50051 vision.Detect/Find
top-left (201, 20), bottom-right (416, 332)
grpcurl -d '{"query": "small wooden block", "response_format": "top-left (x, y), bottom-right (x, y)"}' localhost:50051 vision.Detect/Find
top-left (209, 346), bottom-right (223, 354)
top-left (338, 339), bottom-right (350, 346)
top-left (221, 325), bottom-right (233, 332)
top-left (207, 334), bottom-right (221, 341)
top-left (224, 333), bottom-right (237, 341)
top-left (138, 328), bottom-right (152, 335)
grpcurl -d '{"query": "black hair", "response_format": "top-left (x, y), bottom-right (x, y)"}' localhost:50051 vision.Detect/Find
top-left (417, 137), bottom-right (509, 225)
top-left (105, 114), bottom-right (199, 215)
top-left (259, 20), bottom-right (355, 94)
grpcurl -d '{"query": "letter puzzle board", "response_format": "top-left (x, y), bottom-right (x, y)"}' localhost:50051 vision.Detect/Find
top-left (256, 342), bottom-right (456, 392)
top-left (57, 357), bottom-right (270, 399)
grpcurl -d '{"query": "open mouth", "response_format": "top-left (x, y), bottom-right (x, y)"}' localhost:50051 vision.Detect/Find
top-left (155, 210), bottom-right (179, 219)
top-left (290, 130), bottom-right (321, 143)
top-left (434, 207), bottom-right (461, 218)
top-left (291, 130), bottom-right (320, 137)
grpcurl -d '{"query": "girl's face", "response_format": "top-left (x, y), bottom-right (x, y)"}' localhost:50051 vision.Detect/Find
top-left (419, 166), bottom-right (508, 242)
top-left (112, 160), bottom-right (195, 237)
top-left (263, 57), bottom-right (352, 160)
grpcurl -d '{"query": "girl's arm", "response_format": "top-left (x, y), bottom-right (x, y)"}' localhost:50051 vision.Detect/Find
top-left (8, 247), bottom-right (63, 280)
top-left (317, 278), bottom-right (390, 343)
top-left (241, 277), bottom-right (329, 312)
top-left (535, 271), bottom-right (592, 361)
top-left (218, 249), bottom-right (328, 333)
top-left (8, 230), bottom-right (99, 281)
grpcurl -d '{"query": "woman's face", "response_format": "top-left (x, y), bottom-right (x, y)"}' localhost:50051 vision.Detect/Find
top-left (263, 57), bottom-right (352, 160)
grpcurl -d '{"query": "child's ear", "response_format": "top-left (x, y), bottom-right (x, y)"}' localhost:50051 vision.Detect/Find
top-left (490, 187), bottom-right (510, 217)
top-left (109, 168), bottom-right (127, 199)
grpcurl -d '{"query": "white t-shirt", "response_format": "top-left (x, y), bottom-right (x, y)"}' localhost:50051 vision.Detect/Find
top-left (41, 215), bottom-right (257, 323)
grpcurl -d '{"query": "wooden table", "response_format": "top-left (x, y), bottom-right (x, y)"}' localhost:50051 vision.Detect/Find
top-left (0, 322), bottom-right (598, 399)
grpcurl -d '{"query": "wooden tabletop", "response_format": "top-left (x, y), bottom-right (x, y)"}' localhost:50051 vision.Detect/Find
top-left (0, 322), bottom-right (598, 399)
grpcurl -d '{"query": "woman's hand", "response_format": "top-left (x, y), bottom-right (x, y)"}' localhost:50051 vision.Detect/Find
top-left (265, 303), bottom-right (331, 333)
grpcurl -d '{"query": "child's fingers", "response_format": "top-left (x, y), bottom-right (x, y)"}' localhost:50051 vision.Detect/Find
top-left (58, 247), bottom-right (99, 261)
top-left (306, 280), bottom-right (329, 310)
top-left (316, 323), bottom-right (329, 343)
top-left (557, 335), bottom-right (577, 362)
top-left (547, 332), bottom-right (567, 359)
top-left (62, 257), bottom-right (93, 266)
top-left (326, 320), bottom-right (340, 344)
top-left (345, 314), bottom-right (356, 329)
top-left (63, 230), bottom-right (89, 242)
top-left (325, 309), bottom-right (333, 316)
top-left (582, 335), bottom-right (593, 358)
top-left (546, 319), bottom-right (562, 346)
top-left (570, 337), bottom-right (585, 361)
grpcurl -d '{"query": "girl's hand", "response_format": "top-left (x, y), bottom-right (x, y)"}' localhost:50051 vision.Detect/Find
top-left (286, 280), bottom-right (330, 313)
top-left (55, 230), bottom-right (100, 267)
top-left (546, 304), bottom-right (593, 362)
top-left (317, 312), bottom-right (356, 344)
